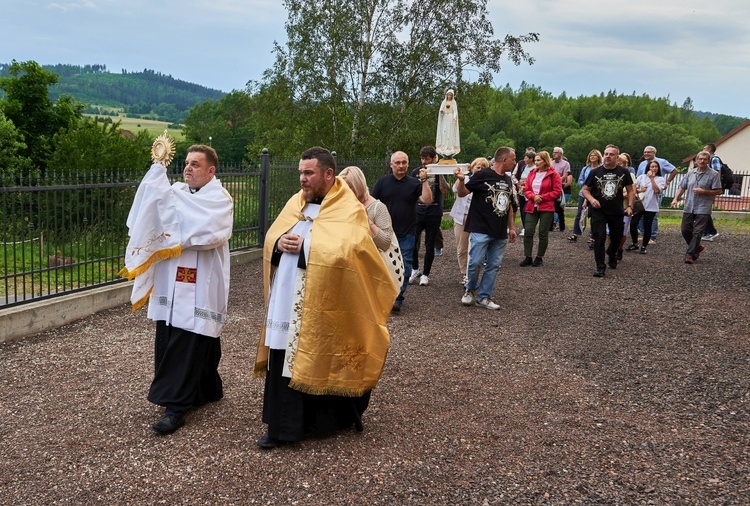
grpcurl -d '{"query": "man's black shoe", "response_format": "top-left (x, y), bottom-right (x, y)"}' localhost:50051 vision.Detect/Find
top-left (257, 434), bottom-right (279, 449)
top-left (593, 268), bottom-right (605, 278)
top-left (152, 414), bottom-right (185, 435)
top-left (519, 256), bottom-right (533, 267)
top-left (608, 257), bottom-right (617, 269)
top-left (616, 249), bottom-right (623, 261)
top-left (532, 257), bottom-right (543, 267)
top-left (391, 302), bottom-right (401, 313)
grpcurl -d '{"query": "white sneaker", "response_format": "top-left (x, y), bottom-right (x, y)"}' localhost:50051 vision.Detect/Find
top-left (477, 298), bottom-right (500, 310)
top-left (703, 233), bottom-right (718, 242)
top-left (419, 274), bottom-right (429, 286)
top-left (409, 269), bottom-right (421, 284)
top-left (519, 229), bottom-right (525, 237)
top-left (461, 289), bottom-right (475, 306)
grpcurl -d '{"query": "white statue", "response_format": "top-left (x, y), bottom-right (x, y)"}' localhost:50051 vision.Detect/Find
top-left (436, 89), bottom-right (460, 158)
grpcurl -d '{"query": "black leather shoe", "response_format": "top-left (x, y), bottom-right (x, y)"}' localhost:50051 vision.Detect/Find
top-left (616, 249), bottom-right (623, 261)
top-left (519, 256), bottom-right (533, 267)
top-left (532, 257), bottom-right (543, 267)
top-left (152, 414), bottom-right (185, 435)
top-left (257, 434), bottom-right (278, 449)
top-left (593, 268), bottom-right (605, 277)
top-left (608, 257), bottom-right (617, 269)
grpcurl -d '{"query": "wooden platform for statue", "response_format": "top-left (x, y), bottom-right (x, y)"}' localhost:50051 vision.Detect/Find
top-left (425, 160), bottom-right (469, 175)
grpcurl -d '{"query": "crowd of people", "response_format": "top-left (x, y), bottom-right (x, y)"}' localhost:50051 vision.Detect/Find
top-left (121, 141), bottom-right (723, 447)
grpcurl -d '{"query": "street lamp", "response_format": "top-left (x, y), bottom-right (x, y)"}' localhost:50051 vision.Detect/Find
top-left (209, 136), bottom-right (212, 147)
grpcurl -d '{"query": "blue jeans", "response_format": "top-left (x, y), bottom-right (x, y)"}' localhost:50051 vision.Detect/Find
top-left (704, 215), bottom-right (717, 236)
top-left (466, 233), bottom-right (508, 302)
top-left (396, 233), bottom-right (415, 304)
top-left (552, 193), bottom-right (568, 228)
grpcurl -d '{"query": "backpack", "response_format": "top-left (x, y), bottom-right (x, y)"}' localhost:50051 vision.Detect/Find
top-left (714, 155), bottom-right (734, 190)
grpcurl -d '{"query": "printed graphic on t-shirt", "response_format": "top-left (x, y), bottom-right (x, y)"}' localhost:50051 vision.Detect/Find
top-left (483, 182), bottom-right (512, 217)
top-left (594, 173), bottom-right (628, 201)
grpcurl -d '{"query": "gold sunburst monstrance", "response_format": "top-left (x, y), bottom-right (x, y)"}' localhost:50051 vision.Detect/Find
top-left (151, 129), bottom-right (176, 167)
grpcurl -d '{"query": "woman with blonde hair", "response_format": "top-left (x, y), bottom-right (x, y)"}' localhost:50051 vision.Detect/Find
top-left (520, 151), bottom-right (562, 267)
top-left (449, 157), bottom-right (488, 285)
top-left (568, 149), bottom-right (601, 243)
top-left (339, 166), bottom-right (396, 253)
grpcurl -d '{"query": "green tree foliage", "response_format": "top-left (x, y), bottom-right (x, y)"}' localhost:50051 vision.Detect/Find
top-left (182, 90), bottom-right (257, 164)
top-left (264, 0), bottom-right (539, 158)
top-left (713, 114), bottom-right (747, 136)
top-left (0, 111), bottom-right (32, 178)
top-left (47, 117), bottom-right (151, 174)
top-left (0, 60), bottom-right (83, 173)
top-left (0, 63), bottom-right (225, 123)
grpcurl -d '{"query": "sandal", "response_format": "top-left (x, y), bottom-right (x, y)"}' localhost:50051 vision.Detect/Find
top-left (567, 234), bottom-right (577, 242)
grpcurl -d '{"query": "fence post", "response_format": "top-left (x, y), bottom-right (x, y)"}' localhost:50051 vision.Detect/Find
top-left (258, 148), bottom-right (270, 246)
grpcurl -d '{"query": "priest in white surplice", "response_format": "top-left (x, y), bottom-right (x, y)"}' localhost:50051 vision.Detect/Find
top-left (120, 145), bottom-right (233, 435)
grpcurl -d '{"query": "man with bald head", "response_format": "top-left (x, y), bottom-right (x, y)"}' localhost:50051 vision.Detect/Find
top-left (371, 151), bottom-right (433, 312)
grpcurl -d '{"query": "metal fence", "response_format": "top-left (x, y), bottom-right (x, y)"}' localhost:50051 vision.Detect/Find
top-left (0, 151), bottom-right (393, 308)
top-left (2, 152), bottom-right (747, 308)
top-left (1, 163), bottom-right (259, 308)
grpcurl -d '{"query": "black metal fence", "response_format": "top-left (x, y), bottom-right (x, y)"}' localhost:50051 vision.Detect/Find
top-left (0, 151), bottom-right (392, 308)
top-left (2, 152), bottom-right (747, 308)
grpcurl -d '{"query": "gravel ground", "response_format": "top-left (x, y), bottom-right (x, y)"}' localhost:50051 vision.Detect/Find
top-left (1, 224), bottom-right (748, 505)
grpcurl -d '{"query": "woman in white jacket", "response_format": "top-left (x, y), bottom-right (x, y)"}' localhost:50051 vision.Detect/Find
top-left (626, 160), bottom-right (666, 254)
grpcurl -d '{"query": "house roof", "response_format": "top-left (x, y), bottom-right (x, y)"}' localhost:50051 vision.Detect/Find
top-left (683, 119), bottom-right (750, 163)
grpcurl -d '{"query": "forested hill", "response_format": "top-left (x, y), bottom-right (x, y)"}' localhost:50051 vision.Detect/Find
top-left (0, 63), bottom-right (226, 123)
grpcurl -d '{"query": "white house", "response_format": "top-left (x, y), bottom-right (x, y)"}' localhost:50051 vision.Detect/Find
top-left (683, 119), bottom-right (750, 173)
top-left (682, 120), bottom-right (749, 210)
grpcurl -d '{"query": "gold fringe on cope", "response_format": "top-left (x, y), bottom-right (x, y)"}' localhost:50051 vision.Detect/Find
top-left (288, 379), bottom-right (371, 398)
top-left (131, 287), bottom-right (153, 313)
top-left (118, 245), bottom-right (182, 280)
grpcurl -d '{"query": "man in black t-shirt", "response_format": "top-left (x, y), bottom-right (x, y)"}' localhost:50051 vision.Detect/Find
top-left (371, 151), bottom-right (433, 312)
top-left (582, 144), bottom-right (635, 277)
top-left (453, 146), bottom-right (518, 309)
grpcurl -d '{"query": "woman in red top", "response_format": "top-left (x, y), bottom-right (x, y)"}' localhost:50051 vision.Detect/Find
top-left (520, 151), bottom-right (563, 267)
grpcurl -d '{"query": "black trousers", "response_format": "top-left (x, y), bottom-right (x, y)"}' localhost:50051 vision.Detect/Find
top-left (147, 321), bottom-right (223, 415)
top-left (412, 213), bottom-right (442, 275)
top-left (262, 349), bottom-right (371, 442)
top-left (590, 210), bottom-right (624, 270)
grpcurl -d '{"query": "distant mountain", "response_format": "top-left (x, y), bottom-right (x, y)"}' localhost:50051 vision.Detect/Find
top-left (0, 63), bottom-right (226, 123)
top-left (694, 110), bottom-right (747, 136)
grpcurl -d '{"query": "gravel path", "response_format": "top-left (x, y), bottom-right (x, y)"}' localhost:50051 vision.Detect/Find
top-left (1, 225), bottom-right (748, 505)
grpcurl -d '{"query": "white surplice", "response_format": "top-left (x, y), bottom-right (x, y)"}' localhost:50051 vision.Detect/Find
top-left (122, 163), bottom-right (234, 338)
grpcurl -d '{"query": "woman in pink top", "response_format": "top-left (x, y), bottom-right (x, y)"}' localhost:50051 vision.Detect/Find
top-left (520, 151), bottom-right (563, 267)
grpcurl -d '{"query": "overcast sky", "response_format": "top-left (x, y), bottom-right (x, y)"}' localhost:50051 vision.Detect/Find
top-left (2, 0), bottom-right (749, 119)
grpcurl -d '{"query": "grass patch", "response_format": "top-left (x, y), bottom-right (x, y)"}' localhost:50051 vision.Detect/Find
top-left (1, 236), bottom-right (126, 299)
top-left (83, 114), bottom-right (184, 139)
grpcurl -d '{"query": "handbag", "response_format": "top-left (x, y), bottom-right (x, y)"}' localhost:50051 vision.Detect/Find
top-left (380, 232), bottom-right (404, 288)
top-left (579, 203), bottom-right (588, 233)
top-left (632, 193), bottom-right (645, 214)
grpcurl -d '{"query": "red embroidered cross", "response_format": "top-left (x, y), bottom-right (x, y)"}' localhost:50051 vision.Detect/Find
top-left (175, 267), bottom-right (197, 283)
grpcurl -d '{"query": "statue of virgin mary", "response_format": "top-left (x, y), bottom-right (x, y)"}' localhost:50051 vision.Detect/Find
top-left (435, 89), bottom-right (460, 158)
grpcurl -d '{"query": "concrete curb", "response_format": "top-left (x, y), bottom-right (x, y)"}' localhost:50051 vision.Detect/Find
top-left (0, 249), bottom-right (262, 344)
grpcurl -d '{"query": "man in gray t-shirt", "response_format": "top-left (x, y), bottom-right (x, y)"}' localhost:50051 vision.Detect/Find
top-left (670, 150), bottom-right (722, 264)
